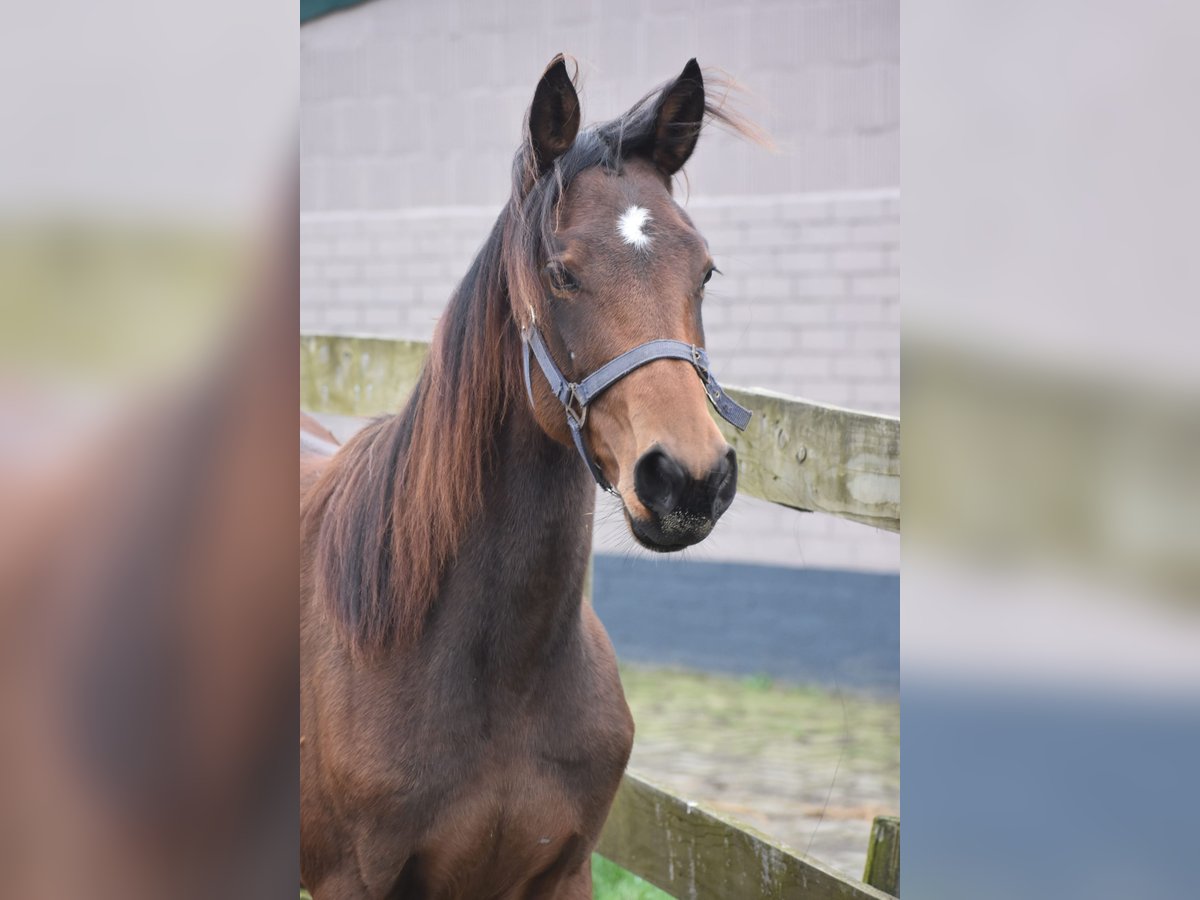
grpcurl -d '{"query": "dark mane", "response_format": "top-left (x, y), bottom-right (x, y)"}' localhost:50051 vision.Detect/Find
top-left (309, 212), bottom-right (519, 650)
top-left (309, 64), bottom-right (760, 651)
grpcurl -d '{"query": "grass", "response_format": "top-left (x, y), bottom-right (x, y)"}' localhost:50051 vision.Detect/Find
top-left (302, 858), bottom-right (666, 900)
top-left (591, 853), bottom-right (670, 899)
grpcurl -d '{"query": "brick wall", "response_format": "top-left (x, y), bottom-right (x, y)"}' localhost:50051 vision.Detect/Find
top-left (301, 0), bottom-right (900, 572)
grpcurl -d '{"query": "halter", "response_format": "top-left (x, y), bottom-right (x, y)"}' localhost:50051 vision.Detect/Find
top-left (521, 325), bottom-right (752, 495)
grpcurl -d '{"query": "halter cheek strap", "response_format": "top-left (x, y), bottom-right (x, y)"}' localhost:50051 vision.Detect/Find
top-left (521, 326), bottom-right (752, 495)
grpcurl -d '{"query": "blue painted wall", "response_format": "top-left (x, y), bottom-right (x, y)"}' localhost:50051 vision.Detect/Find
top-left (592, 555), bottom-right (899, 695)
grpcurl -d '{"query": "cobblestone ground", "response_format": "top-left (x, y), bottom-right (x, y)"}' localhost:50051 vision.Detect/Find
top-left (619, 665), bottom-right (900, 880)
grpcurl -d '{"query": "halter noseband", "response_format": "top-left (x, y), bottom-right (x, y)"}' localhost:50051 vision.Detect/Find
top-left (521, 326), bottom-right (752, 495)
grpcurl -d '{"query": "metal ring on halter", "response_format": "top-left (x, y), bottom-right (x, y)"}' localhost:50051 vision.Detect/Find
top-left (565, 384), bottom-right (588, 427)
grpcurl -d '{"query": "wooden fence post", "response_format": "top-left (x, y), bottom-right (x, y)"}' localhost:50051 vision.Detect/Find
top-left (862, 815), bottom-right (899, 896)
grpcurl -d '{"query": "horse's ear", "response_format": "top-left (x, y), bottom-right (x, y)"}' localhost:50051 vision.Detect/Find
top-left (528, 54), bottom-right (581, 173)
top-left (650, 59), bottom-right (706, 177)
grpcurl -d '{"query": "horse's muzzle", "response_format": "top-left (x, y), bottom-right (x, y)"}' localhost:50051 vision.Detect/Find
top-left (627, 445), bottom-right (737, 551)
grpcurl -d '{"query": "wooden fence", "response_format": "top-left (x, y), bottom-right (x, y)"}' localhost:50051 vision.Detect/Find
top-left (301, 333), bottom-right (901, 898)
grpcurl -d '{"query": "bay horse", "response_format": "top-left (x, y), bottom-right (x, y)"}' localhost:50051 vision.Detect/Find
top-left (301, 56), bottom-right (753, 899)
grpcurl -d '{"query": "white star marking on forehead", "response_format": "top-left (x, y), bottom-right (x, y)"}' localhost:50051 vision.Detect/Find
top-left (617, 205), bottom-right (652, 250)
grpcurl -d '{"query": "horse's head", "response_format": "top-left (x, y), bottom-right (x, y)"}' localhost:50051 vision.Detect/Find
top-left (509, 56), bottom-right (744, 552)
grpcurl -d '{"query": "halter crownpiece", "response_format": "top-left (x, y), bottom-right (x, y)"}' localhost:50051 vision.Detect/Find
top-left (521, 326), bottom-right (752, 495)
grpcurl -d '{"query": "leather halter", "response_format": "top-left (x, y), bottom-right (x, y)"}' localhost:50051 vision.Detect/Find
top-left (521, 325), bottom-right (752, 495)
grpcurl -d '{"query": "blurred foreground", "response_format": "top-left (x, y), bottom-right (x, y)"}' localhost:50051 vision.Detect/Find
top-left (904, 3), bottom-right (1200, 896)
top-left (0, 215), bottom-right (299, 899)
top-left (0, 2), bottom-right (297, 897)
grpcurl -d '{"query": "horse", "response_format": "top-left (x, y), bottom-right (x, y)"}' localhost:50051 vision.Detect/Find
top-left (300, 56), bottom-right (755, 899)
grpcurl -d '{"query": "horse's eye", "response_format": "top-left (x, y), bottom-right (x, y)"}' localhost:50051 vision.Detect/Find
top-left (548, 265), bottom-right (580, 295)
top-left (702, 266), bottom-right (718, 286)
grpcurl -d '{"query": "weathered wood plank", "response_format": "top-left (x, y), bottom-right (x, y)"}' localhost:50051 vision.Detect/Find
top-left (596, 771), bottom-right (895, 900)
top-left (715, 387), bottom-right (899, 532)
top-left (862, 816), bottom-right (900, 897)
top-left (299, 334), bottom-right (900, 531)
top-left (300, 333), bottom-right (428, 417)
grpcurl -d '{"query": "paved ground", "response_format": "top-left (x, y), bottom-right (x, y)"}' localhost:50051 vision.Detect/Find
top-left (619, 666), bottom-right (900, 880)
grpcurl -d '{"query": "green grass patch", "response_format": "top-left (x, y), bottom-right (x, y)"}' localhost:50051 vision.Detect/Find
top-left (303, 857), bottom-right (668, 899)
top-left (592, 853), bottom-right (671, 899)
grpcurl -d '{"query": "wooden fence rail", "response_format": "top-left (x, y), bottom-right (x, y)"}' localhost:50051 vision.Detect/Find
top-left (597, 772), bottom-right (896, 900)
top-left (301, 333), bottom-right (901, 898)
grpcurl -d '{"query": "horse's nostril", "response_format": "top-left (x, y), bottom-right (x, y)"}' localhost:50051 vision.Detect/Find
top-left (712, 446), bottom-right (738, 517)
top-left (634, 448), bottom-right (686, 516)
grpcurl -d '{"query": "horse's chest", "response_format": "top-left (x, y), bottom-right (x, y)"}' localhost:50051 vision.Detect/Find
top-left (308, 614), bottom-right (633, 895)
top-left (442, 697), bottom-right (625, 821)
top-left (420, 759), bottom-right (584, 879)
top-left (408, 716), bottom-right (626, 895)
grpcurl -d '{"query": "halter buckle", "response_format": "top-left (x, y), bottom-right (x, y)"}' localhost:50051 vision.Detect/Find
top-left (565, 383), bottom-right (588, 427)
top-left (690, 345), bottom-right (719, 401)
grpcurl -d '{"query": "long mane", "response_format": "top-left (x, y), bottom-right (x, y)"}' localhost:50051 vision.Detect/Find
top-left (308, 65), bottom-right (759, 651)
top-left (307, 213), bottom-right (520, 650)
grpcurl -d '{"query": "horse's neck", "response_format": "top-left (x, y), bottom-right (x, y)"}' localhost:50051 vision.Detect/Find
top-left (434, 399), bottom-right (597, 675)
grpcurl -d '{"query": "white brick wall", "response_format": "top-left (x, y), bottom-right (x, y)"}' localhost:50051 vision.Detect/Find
top-left (683, 191), bottom-right (899, 416)
top-left (301, 0), bottom-right (900, 573)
